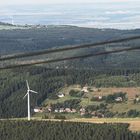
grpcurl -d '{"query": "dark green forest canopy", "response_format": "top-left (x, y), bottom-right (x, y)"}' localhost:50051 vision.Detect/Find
top-left (0, 120), bottom-right (139, 140)
top-left (1, 26), bottom-right (140, 69)
top-left (1, 26), bottom-right (137, 54)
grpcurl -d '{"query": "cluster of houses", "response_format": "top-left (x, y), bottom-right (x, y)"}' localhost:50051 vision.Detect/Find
top-left (79, 108), bottom-right (104, 118)
top-left (34, 107), bottom-right (77, 114)
top-left (34, 106), bottom-right (104, 118)
top-left (57, 86), bottom-right (100, 99)
top-left (33, 87), bottom-right (133, 118)
top-left (54, 108), bottom-right (77, 113)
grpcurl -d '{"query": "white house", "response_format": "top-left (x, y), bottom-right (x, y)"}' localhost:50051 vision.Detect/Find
top-left (65, 108), bottom-right (71, 113)
top-left (54, 109), bottom-right (59, 113)
top-left (47, 107), bottom-right (52, 112)
top-left (58, 93), bottom-right (65, 98)
top-left (34, 107), bottom-right (43, 113)
top-left (81, 87), bottom-right (88, 93)
top-left (80, 108), bottom-right (86, 115)
top-left (136, 97), bottom-right (140, 102)
top-left (98, 96), bottom-right (103, 100)
top-left (115, 97), bottom-right (123, 102)
top-left (59, 108), bottom-right (65, 113)
top-left (71, 109), bottom-right (77, 113)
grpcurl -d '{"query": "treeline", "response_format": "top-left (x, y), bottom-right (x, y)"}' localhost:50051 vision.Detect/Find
top-left (1, 66), bottom-right (140, 118)
top-left (0, 120), bottom-right (140, 140)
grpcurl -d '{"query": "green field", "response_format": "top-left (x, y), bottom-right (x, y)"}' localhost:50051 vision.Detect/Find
top-left (41, 85), bottom-right (140, 119)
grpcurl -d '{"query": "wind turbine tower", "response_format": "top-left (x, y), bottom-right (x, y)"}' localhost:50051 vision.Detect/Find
top-left (23, 80), bottom-right (38, 121)
top-left (10, 16), bottom-right (14, 25)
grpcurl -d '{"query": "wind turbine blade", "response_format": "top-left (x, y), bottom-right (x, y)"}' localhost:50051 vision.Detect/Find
top-left (29, 90), bottom-right (38, 94)
top-left (26, 80), bottom-right (30, 90)
top-left (23, 93), bottom-right (28, 99)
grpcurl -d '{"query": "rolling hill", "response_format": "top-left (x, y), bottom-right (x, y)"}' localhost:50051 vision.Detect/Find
top-left (0, 24), bottom-right (140, 70)
top-left (0, 24), bottom-right (140, 119)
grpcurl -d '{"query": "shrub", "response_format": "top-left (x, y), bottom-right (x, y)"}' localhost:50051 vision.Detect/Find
top-left (127, 110), bottom-right (140, 117)
top-left (69, 90), bottom-right (84, 97)
top-left (42, 115), bottom-right (49, 119)
top-left (54, 115), bottom-right (66, 120)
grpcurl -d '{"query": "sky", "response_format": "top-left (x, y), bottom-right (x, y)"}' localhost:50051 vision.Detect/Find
top-left (0, 0), bottom-right (140, 29)
top-left (1, 0), bottom-right (140, 5)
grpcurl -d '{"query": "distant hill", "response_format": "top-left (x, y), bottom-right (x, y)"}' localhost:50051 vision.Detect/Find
top-left (0, 25), bottom-right (140, 70)
top-left (0, 22), bottom-right (13, 26)
top-left (1, 25), bottom-right (140, 55)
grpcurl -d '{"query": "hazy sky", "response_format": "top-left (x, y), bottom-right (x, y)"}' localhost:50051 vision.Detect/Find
top-left (1, 0), bottom-right (140, 5)
top-left (0, 0), bottom-right (140, 29)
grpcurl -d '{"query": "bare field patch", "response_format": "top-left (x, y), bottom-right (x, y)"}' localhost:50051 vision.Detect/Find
top-left (93, 87), bottom-right (140, 99)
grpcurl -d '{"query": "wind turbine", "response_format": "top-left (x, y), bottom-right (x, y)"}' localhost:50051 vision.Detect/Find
top-left (23, 80), bottom-right (38, 121)
top-left (9, 15), bottom-right (14, 25)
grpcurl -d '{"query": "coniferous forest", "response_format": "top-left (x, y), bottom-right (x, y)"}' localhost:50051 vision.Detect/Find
top-left (0, 120), bottom-right (140, 140)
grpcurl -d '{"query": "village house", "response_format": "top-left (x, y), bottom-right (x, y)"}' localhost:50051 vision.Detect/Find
top-left (81, 86), bottom-right (88, 93)
top-left (57, 93), bottom-right (65, 98)
top-left (59, 108), bottom-right (65, 113)
top-left (80, 108), bottom-right (86, 116)
top-left (53, 108), bottom-right (77, 113)
top-left (34, 107), bottom-right (44, 113)
top-left (98, 96), bottom-right (103, 100)
top-left (115, 97), bottom-right (123, 102)
top-left (136, 97), bottom-right (140, 102)
top-left (54, 109), bottom-right (59, 113)
top-left (71, 109), bottom-right (77, 113)
top-left (65, 108), bottom-right (71, 113)
top-left (47, 107), bottom-right (52, 112)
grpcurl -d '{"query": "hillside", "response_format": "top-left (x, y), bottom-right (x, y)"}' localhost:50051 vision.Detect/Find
top-left (37, 85), bottom-right (140, 119)
top-left (0, 67), bottom-right (140, 119)
top-left (1, 25), bottom-right (140, 70)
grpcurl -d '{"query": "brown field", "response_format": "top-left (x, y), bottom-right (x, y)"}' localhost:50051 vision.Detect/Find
top-left (96, 87), bottom-right (140, 99)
